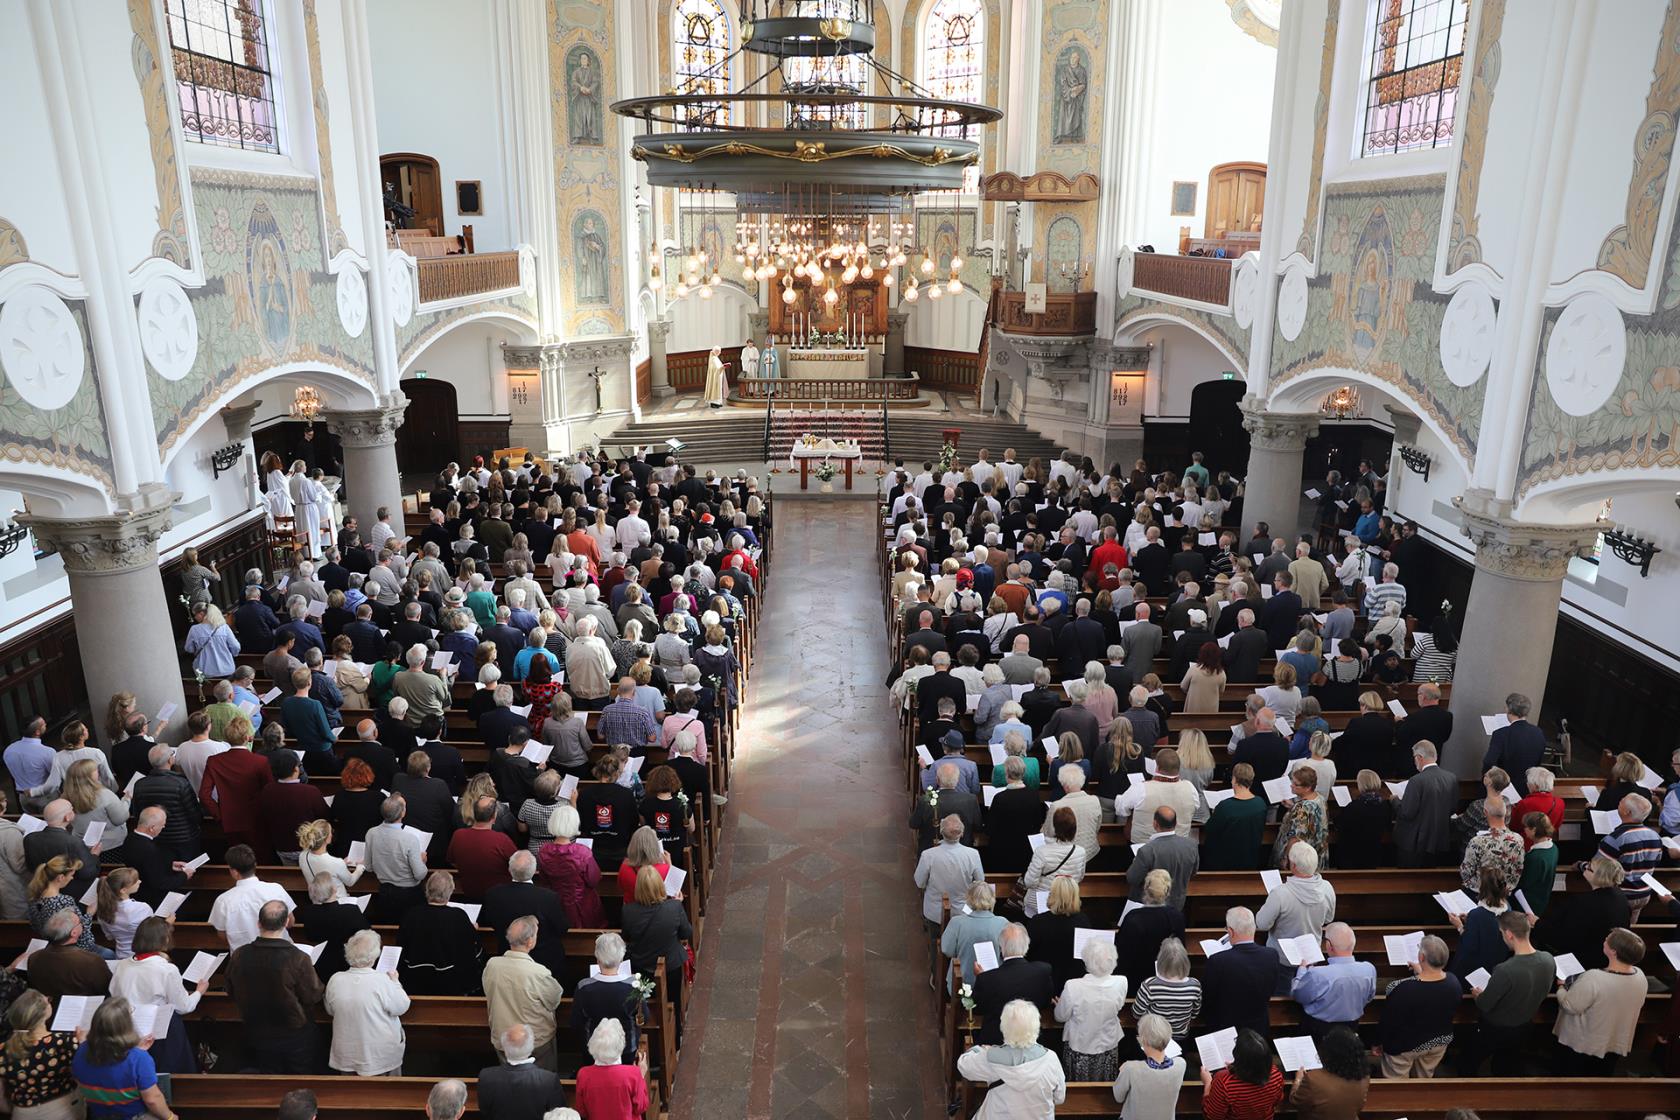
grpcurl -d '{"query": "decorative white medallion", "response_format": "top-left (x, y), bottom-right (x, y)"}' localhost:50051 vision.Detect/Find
top-left (387, 252), bottom-right (415, 326)
top-left (1438, 282), bottom-right (1496, 387)
top-left (1276, 264), bottom-right (1309, 341)
top-left (0, 285), bottom-right (85, 411)
top-left (336, 265), bottom-right (368, 338)
top-left (136, 276), bottom-right (199, 381)
top-left (1231, 257), bottom-right (1261, 329)
top-left (1544, 291), bottom-right (1626, 417)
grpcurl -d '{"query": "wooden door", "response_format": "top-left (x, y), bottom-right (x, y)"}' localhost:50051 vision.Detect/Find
top-left (1205, 162), bottom-right (1266, 238)
top-left (397, 378), bottom-right (458, 474)
top-left (381, 154), bottom-right (444, 236)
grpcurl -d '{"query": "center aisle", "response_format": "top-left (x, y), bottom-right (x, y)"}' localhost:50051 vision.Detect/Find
top-left (671, 498), bottom-right (944, 1120)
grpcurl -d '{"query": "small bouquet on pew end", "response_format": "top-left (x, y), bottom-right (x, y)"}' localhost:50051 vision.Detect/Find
top-left (958, 983), bottom-right (975, 1015)
top-left (631, 972), bottom-right (656, 1003)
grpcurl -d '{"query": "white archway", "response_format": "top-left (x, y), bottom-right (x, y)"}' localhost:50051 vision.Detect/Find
top-left (398, 310), bottom-right (539, 376)
top-left (160, 362), bottom-right (382, 471)
top-left (1267, 365), bottom-right (1474, 481)
top-left (0, 462), bottom-right (116, 519)
top-left (1517, 468), bottom-right (1680, 524)
top-left (1114, 308), bottom-right (1245, 372)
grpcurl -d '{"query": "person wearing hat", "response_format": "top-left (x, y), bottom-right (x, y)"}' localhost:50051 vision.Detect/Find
top-left (919, 729), bottom-right (981, 795)
top-left (1168, 608), bottom-right (1217, 682)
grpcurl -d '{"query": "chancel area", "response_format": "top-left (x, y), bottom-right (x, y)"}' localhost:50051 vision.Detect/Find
top-left (1, 0), bottom-right (1679, 1118)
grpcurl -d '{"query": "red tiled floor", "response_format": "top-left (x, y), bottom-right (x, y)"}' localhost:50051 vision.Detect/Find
top-left (670, 499), bottom-right (945, 1120)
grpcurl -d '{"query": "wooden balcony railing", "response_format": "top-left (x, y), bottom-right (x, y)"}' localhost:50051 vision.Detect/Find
top-left (992, 290), bottom-right (1098, 335)
top-left (416, 251), bottom-right (522, 303)
top-left (905, 346), bottom-right (981, 393)
top-left (1131, 253), bottom-right (1234, 306)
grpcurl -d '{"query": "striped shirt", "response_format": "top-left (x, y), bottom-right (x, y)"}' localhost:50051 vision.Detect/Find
top-left (1598, 822), bottom-right (1664, 900)
top-left (1409, 632), bottom-right (1457, 682)
top-left (1362, 580), bottom-right (1407, 619)
top-left (1132, 975), bottom-right (1202, 1037)
top-left (1203, 1065), bottom-right (1285, 1120)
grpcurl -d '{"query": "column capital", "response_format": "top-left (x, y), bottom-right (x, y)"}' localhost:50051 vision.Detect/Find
top-left (1453, 495), bottom-right (1604, 582)
top-left (220, 400), bottom-right (261, 445)
top-left (325, 393), bottom-right (409, 449)
top-left (645, 319), bottom-right (672, 343)
top-left (1240, 394), bottom-right (1319, 451)
top-left (886, 309), bottom-right (911, 329)
top-left (1384, 405), bottom-right (1423, 446)
top-left (559, 335), bottom-right (636, 364)
top-left (20, 503), bottom-right (173, 576)
top-left (744, 311), bottom-right (769, 338)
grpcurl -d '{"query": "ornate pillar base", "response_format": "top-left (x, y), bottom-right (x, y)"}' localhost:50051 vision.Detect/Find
top-left (648, 319), bottom-right (674, 398)
top-left (325, 394), bottom-right (409, 538)
top-left (1441, 492), bottom-right (1603, 777)
top-left (1239, 395), bottom-right (1319, 541)
top-left (19, 502), bottom-right (186, 745)
top-left (885, 309), bottom-right (910, 376)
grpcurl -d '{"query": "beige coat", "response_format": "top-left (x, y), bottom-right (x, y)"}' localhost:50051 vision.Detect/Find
top-left (1288, 556), bottom-right (1328, 607)
top-left (483, 950), bottom-right (564, 1051)
top-left (1553, 967), bottom-right (1647, 1057)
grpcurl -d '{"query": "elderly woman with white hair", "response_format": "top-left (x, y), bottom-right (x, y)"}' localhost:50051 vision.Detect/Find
top-left (324, 929), bottom-right (412, 1076)
top-left (565, 614), bottom-right (616, 708)
top-left (1111, 1013), bottom-right (1186, 1120)
top-left (571, 931), bottom-right (642, 1064)
top-left (956, 999), bottom-right (1067, 1119)
top-left (941, 881), bottom-right (1009, 992)
top-left (1363, 598), bottom-right (1408, 652)
top-left (973, 664), bottom-right (1013, 742)
top-left (573, 1019), bottom-right (650, 1119)
top-left (1053, 935), bottom-right (1128, 1080)
top-left (653, 613), bottom-right (693, 670)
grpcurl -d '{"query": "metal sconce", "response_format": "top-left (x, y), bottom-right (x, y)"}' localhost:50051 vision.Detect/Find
top-left (1602, 527), bottom-right (1660, 578)
top-left (0, 522), bottom-right (28, 560)
top-left (211, 443), bottom-right (244, 479)
top-left (1398, 445), bottom-right (1431, 482)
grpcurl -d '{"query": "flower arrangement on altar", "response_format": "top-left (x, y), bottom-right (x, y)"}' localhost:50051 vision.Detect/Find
top-left (936, 441), bottom-right (957, 474)
top-left (815, 461), bottom-right (838, 483)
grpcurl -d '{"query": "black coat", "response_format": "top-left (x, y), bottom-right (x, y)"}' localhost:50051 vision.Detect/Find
top-left (130, 769), bottom-right (202, 859)
top-left (983, 787), bottom-right (1047, 874)
top-left (481, 881), bottom-right (572, 981)
top-left (110, 832), bottom-right (189, 908)
top-left (1230, 732), bottom-right (1290, 784)
top-left (396, 903), bottom-right (483, 995)
top-left (1025, 910), bottom-right (1091, 992)
top-left (1336, 713), bottom-right (1398, 778)
top-left (23, 827), bottom-right (100, 897)
top-left (1334, 794), bottom-right (1392, 868)
top-left (476, 1063), bottom-right (569, 1120)
top-left (1222, 627), bottom-right (1271, 685)
top-left (1056, 618), bottom-right (1108, 675)
top-left (391, 774), bottom-right (457, 865)
top-left (294, 899), bottom-right (372, 981)
top-left (971, 957), bottom-right (1055, 1045)
top-left (1201, 941), bottom-right (1280, 1035)
top-left (917, 670), bottom-right (969, 726)
top-left (1395, 706), bottom-right (1454, 770)
top-left (1261, 590), bottom-right (1304, 649)
top-left (1116, 904), bottom-right (1187, 990)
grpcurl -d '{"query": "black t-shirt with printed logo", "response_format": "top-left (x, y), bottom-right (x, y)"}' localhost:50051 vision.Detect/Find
top-left (639, 795), bottom-right (689, 852)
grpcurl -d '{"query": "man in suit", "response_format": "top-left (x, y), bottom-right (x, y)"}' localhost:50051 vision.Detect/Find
top-left (477, 1023), bottom-right (569, 1120)
top-left (1394, 741), bottom-right (1457, 866)
top-left (1482, 692), bottom-right (1546, 797)
top-left (1130, 528), bottom-right (1171, 595)
top-left (1200, 906), bottom-right (1280, 1036)
top-left (970, 922), bottom-right (1055, 1045)
top-left (343, 605), bottom-right (386, 665)
top-left (113, 806), bottom-right (195, 907)
top-left (391, 751), bottom-right (457, 866)
top-left (1231, 709), bottom-right (1290, 784)
top-left (1055, 598), bottom-right (1108, 672)
top-left (1222, 607), bottom-right (1271, 684)
top-left (1125, 807), bottom-right (1199, 909)
top-left (23, 799), bottom-right (101, 898)
top-left (482, 851), bottom-right (572, 983)
top-left (997, 635), bottom-right (1044, 686)
top-left (916, 653), bottom-right (969, 726)
top-left (1119, 603), bottom-right (1163, 671)
top-left (341, 720), bottom-right (399, 792)
top-left (1261, 571), bottom-right (1304, 650)
top-left (479, 686), bottom-right (531, 753)
top-left (909, 764), bottom-right (980, 849)
top-left (1002, 606), bottom-right (1055, 663)
top-left (902, 609), bottom-right (948, 661)
top-left (234, 585), bottom-right (282, 652)
top-left (1395, 682), bottom-right (1454, 763)
top-left (1287, 541), bottom-right (1329, 609)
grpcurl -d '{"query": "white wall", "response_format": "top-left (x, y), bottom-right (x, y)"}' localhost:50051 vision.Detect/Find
top-left (401, 320), bottom-right (521, 417)
top-left (0, 12), bottom-right (74, 275)
top-left (665, 287), bottom-right (756, 355)
top-left (903, 288), bottom-right (987, 351)
top-left (1133, 321), bottom-right (1239, 418)
top-left (366, 0), bottom-right (509, 249)
top-left (1140, 0), bottom-right (1277, 252)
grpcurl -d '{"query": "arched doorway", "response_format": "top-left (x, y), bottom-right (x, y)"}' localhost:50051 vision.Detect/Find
top-left (380, 153), bottom-right (443, 235)
top-left (1187, 378), bottom-right (1249, 477)
top-left (398, 378), bottom-right (459, 474)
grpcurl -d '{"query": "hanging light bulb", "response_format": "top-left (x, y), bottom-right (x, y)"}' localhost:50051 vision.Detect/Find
top-left (686, 252), bottom-right (701, 272)
top-left (675, 278), bottom-right (690, 298)
top-left (929, 282), bottom-right (943, 300)
top-left (782, 285), bottom-right (798, 304)
top-left (903, 279), bottom-right (919, 302)
top-left (698, 283), bottom-right (714, 299)
top-left (842, 263), bottom-right (858, 284)
top-left (920, 256), bottom-right (935, 276)
top-left (881, 270), bottom-right (895, 288)
top-left (734, 252), bottom-right (746, 265)
top-left (649, 267), bottom-right (663, 292)
top-left (822, 285), bottom-right (840, 306)
top-left (860, 262), bottom-right (874, 280)
top-left (951, 255), bottom-right (963, 272)
top-left (947, 275), bottom-right (961, 293)
top-left (707, 270), bottom-right (722, 286)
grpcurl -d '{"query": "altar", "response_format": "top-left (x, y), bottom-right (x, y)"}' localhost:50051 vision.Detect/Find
top-left (786, 348), bottom-right (871, 380)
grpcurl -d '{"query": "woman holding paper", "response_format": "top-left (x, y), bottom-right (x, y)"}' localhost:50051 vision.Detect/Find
top-left (1026, 878), bottom-right (1093, 992)
top-left (1020, 809), bottom-right (1089, 918)
top-left (1110, 1013), bottom-right (1185, 1120)
top-left (324, 929), bottom-right (411, 1076)
top-left (63, 761), bottom-right (127, 857)
top-left (329, 636), bottom-right (370, 710)
top-left (69, 999), bottom-right (173, 1120)
top-left (94, 870), bottom-right (152, 958)
top-left (537, 802), bottom-right (607, 928)
top-left (26, 858), bottom-right (107, 958)
top-left (1270, 767), bottom-right (1328, 871)
top-left (616, 827), bottom-right (671, 899)
top-left (1053, 936), bottom-right (1128, 1081)
top-left (1553, 926), bottom-right (1650, 1075)
top-left (622, 864), bottom-right (693, 1036)
top-left (297, 820), bottom-right (365, 901)
top-left (1179, 644), bottom-right (1226, 715)
top-left (1447, 867), bottom-right (1513, 983)
top-left (1287, 1025), bottom-right (1368, 1118)
top-left (1198, 1027), bottom-right (1284, 1119)
top-left (956, 1000), bottom-right (1067, 1120)
top-left (328, 761), bottom-right (389, 859)
top-left (182, 605), bottom-right (240, 680)
top-left (108, 918), bottom-right (204, 1074)
top-left (0, 989), bottom-right (84, 1120)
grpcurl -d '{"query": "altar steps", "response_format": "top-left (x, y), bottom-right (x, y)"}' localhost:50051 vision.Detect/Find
top-left (602, 412), bottom-right (1070, 472)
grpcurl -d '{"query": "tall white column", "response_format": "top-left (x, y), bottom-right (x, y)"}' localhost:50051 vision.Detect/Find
top-left (340, 0), bottom-right (403, 395)
top-left (325, 395), bottom-right (409, 538)
top-left (492, 0), bottom-right (565, 338)
top-left (1239, 394), bottom-right (1318, 541)
top-left (19, 507), bottom-right (187, 746)
top-left (1098, 0), bottom-right (1162, 325)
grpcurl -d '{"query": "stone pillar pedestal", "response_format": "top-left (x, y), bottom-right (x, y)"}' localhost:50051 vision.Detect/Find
top-left (325, 394), bottom-right (408, 536)
top-left (648, 319), bottom-right (673, 397)
top-left (1239, 395), bottom-right (1318, 541)
top-left (1441, 493), bottom-right (1602, 777)
top-left (885, 309), bottom-right (910, 376)
top-left (20, 503), bottom-right (186, 744)
top-left (502, 345), bottom-right (559, 452)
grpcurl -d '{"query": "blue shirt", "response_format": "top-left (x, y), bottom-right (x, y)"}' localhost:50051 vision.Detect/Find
top-left (231, 685), bottom-right (265, 731)
top-left (512, 646), bottom-right (561, 681)
top-left (1291, 955), bottom-right (1377, 1023)
top-left (1354, 510), bottom-right (1381, 543)
top-left (3, 737), bottom-right (53, 791)
top-left (1281, 651), bottom-right (1319, 691)
top-left (72, 1043), bottom-right (157, 1117)
top-left (920, 755), bottom-right (981, 795)
top-left (988, 719), bottom-right (1032, 747)
top-left (1662, 787), bottom-right (1680, 836)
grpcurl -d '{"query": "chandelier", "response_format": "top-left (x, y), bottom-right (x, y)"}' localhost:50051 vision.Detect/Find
top-left (290, 385), bottom-right (324, 422)
top-left (1320, 384), bottom-right (1360, 419)
top-left (614, 0), bottom-right (1001, 310)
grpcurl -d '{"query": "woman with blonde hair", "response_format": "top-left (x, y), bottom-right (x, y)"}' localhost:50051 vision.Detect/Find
top-left (63, 758), bottom-right (127, 853)
top-left (940, 881), bottom-right (1008, 991)
top-left (1259, 660), bottom-right (1302, 725)
top-left (104, 691), bottom-right (138, 747)
top-left (298, 819), bottom-right (364, 900)
top-left (27, 857), bottom-right (104, 957)
top-left (1026, 876), bottom-right (1091, 991)
top-left (183, 601), bottom-right (241, 678)
top-left (456, 772), bottom-right (518, 840)
top-left (0, 989), bottom-right (83, 1119)
top-left (1094, 718), bottom-right (1140, 817)
top-left (1175, 730), bottom-right (1216, 824)
top-left (94, 868), bottom-right (152, 958)
top-left (330, 635), bottom-right (370, 709)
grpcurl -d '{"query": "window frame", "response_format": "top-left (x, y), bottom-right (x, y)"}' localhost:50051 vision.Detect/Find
top-left (164, 0), bottom-right (288, 157)
top-left (670, 0), bottom-right (737, 129)
top-left (1349, 0), bottom-right (1470, 163)
top-left (917, 0), bottom-right (987, 196)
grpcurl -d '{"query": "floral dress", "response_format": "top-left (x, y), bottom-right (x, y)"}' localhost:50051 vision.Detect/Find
top-left (0, 1031), bottom-right (79, 1111)
top-left (28, 894), bottom-right (97, 953)
top-left (522, 679), bottom-right (564, 737)
top-left (1272, 795), bottom-right (1329, 870)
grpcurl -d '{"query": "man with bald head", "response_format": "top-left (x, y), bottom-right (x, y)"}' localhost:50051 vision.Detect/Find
top-left (21, 798), bottom-right (101, 898)
top-left (1292, 921), bottom-right (1377, 1039)
top-left (114, 805), bottom-right (196, 907)
top-left (340, 718), bottom-right (397, 791)
top-left (1119, 601), bottom-right (1163, 669)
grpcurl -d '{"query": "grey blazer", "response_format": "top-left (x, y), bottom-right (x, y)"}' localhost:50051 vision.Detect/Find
top-left (1126, 832), bottom-right (1200, 910)
top-left (1394, 763), bottom-right (1458, 855)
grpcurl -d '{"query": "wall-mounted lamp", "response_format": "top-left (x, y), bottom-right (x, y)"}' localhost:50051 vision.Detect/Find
top-left (211, 443), bottom-right (244, 480)
top-left (0, 522), bottom-right (28, 560)
top-left (1398, 445), bottom-right (1431, 483)
top-left (1602, 527), bottom-right (1661, 578)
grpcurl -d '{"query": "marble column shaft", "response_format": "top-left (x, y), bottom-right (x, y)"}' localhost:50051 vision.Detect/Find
top-left (325, 395), bottom-right (408, 540)
top-left (1239, 396), bottom-right (1318, 542)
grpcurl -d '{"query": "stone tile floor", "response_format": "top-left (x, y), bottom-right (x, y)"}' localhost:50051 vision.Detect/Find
top-left (670, 498), bottom-right (945, 1120)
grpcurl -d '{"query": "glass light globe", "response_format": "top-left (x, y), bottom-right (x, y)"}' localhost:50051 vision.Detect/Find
top-left (675, 280), bottom-right (689, 297)
top-left (708, 271), bottom-right (721, 286)
top-left (951, 255), bottom-right (963, 271)
top-left (822, 286), bottom-right (839, 306)
top-left (842, 265), bottom-right (858, 284)
top-left (881, 271), bottom-right (894, 288)
top-left (929, 283), bottom-right (943, 300)
top-left (947, 276), bottom-right (961, 293)
top-left (686, 253), bottom-right (701, 271)
top-left (698, 284), bottom-right (713, 299)
top-left (920, 256), bottom-right (934, 275)
top-left (860, 263), bottom-right (874, 280)
top-left (781, 286), bottom-right (797, 304)
top-left (902, 283), bottom-right (918, 302)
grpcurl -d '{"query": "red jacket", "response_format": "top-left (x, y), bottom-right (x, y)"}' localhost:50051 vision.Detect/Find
top-left (1513, 790), bottom-right (1567, 845)
top-left (200, 748), bottom-right (273, 834)
top-left (1090, 541), bottom-right (1130, 576)
top-left (447, 826), bottom-right (516, 900)
top-left (255, 780), bottom-right (329, 861)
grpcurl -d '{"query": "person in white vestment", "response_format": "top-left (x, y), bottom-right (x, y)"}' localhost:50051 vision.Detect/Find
top-left (261, 451), bottom-right (294, 530)
top-left (289, 461), bottom-right (326, 558)
top-left (739, 339), bottom-right (760, 379)
top-left (702, 346), bottom-right (728, 408)
top-left (307, 468), bottom-right (337, 554)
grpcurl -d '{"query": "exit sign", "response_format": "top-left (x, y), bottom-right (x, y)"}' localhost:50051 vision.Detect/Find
top-left (1222, 371), bottom-right (1237, 380)
top-left (414, 370), bottom-right (428, 379)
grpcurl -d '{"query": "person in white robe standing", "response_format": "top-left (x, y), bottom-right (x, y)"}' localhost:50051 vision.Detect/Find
top-left (702, 345), bottom-right (728, 408)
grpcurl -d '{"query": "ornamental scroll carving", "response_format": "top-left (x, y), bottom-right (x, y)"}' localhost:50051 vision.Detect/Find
top-left (325, 398), bottom-right (409, 448)
top-left (1239, 394), bottom-right (1318, 451)
top-left (1454, 497), bottom-right (1603, 583)
top-left (23, 506), bottom-right (173, 576)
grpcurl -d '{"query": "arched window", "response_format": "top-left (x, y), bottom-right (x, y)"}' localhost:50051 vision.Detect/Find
top-left (921, 0), bottom-right (985, 188)
top-left (782, 53), bottom-right (869, 130)
top-left (165, 0), bottom-right (281, 152)
top-left (1357, 0), bottom-right (1471, 157)
top-left (672, 0), bottom-right (734, 127)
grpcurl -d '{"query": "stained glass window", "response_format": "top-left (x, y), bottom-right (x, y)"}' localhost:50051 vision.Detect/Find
top-left (165, 0), bottom-right (281, 153)
top-left (922, 0), bottom-right (986, 189)
top-left (1359, 0), bottom-right (1470, 158)
top-left (783, 53), bottom-right (869, 130)
top-left (673, 0), bottom-right (734, 128)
